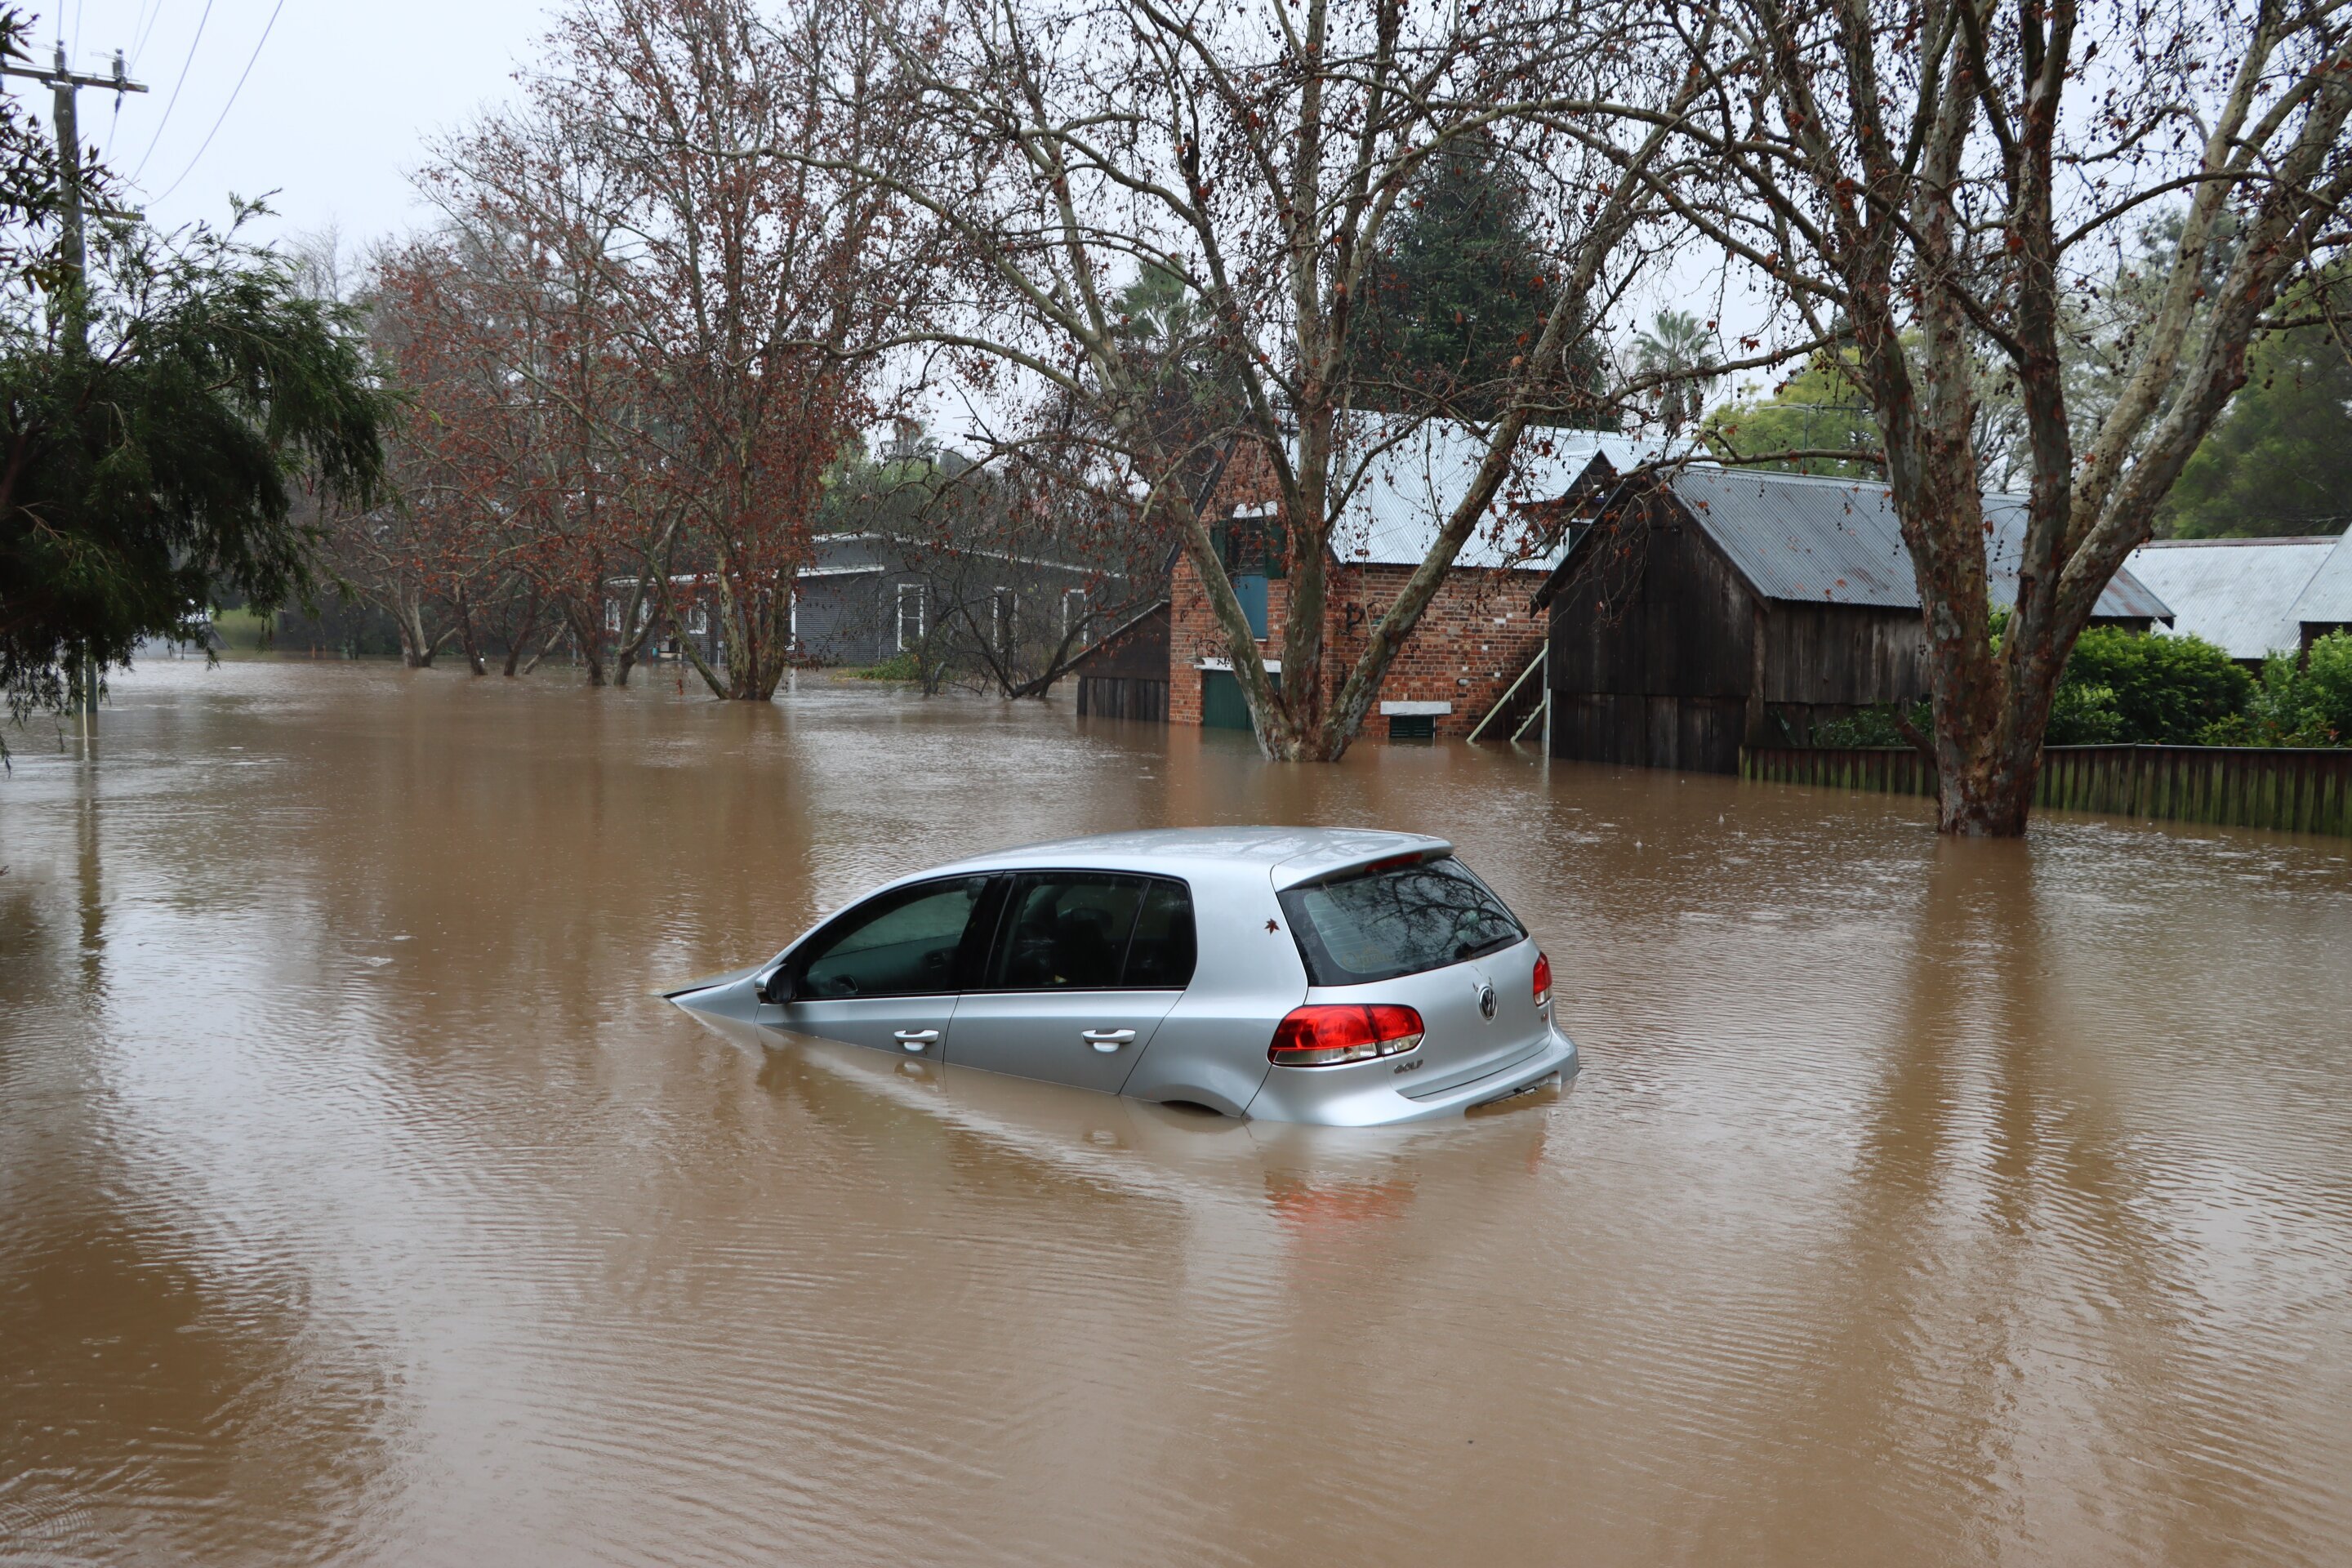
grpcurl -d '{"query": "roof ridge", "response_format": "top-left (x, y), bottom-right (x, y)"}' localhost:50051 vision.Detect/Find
top-left (2133, 536), bottom-right (2341, 548)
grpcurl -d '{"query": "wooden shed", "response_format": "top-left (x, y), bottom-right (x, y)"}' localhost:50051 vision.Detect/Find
top-left (1067, 600), bottom-right (1171, 721)
top-left (1532, 465), bottom-right (2176, 773)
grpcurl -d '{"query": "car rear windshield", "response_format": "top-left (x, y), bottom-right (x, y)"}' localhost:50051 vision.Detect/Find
top-left (1279, 856), bottom-right (1525, 987)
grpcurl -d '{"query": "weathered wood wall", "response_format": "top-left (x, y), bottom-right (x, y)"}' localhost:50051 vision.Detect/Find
top-left (1550, 502), bottom-right (1755, 699)
top-left (1760, 603), bottom-right (1930, 707)
top-left (1739, 745), bottom-right (2352, 836)
top-left (1076, 675), bottom-right (1168, 722)
top-left (1545, 492), bottom-right (1936, 773)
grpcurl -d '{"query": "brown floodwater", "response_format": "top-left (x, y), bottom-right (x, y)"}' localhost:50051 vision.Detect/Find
top-left (3, 660), bottom-right (2351, 1566)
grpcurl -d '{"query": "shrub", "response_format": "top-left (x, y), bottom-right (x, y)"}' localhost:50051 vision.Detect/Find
top-left (1801, 700), bottom-right (1927, 748)
top-left (847, 651), bottom-right (922, 681)
top-left (2204, 632), bottom-right (2352, 746)
top-left (2305, 632), bottom-right (2352, 741)
top-left (2045, 679), bottom-right (2126, 744)
top-left (2058, 627), bottom-right (2253, 743)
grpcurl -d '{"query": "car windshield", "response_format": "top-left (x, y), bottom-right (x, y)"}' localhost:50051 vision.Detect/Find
top-left (1279, 856), bottom-right (1524, 986)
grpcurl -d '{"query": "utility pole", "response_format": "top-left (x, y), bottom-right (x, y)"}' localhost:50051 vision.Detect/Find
top-left (2, 47), bottom-right (146, 725)
top-left (1, 47), bottom-right (145, 353)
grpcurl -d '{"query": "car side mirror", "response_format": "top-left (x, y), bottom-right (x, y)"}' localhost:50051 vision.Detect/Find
top-left (756, 967), bottom-right (795, 1004)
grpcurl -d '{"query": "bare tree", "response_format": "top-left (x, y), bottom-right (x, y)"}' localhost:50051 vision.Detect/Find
top-left (837, 0), bottom-right (1711, 758)
top-left (546, 0), bottom-right (936, 702)
top-left (1644, 0), bottom-right (2352, 833)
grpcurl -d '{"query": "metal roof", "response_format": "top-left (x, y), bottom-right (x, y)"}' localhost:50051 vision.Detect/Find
top-left (2285, 531), bottom-right (2352, 628)
top-left (1666, 468), bottom-right (1918, 607)
top-left (1662, 467), bottom-right (2172, 621)
top-left (1978, 496), bottom-right (2176, 623)
top-left (2123, 537), bottom-right (2337, 658)
top-left (1323, 416), bottom-right (1664, 571)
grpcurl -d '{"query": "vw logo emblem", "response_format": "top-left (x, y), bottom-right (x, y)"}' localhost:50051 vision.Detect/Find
top-left (1477, 983), bottom-right (1497, 1021)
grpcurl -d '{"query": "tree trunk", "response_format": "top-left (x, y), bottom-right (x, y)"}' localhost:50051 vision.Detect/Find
top-left (501, 590), bottom-right (543, 677)
top-left (395, 590), bottom-right (436, 669)
top-left (568, 600), bottom-right (607, 688)
top-left (454, 595), bottom-right (488, 677)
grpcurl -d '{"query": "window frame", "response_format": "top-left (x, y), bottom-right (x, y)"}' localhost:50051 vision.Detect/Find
top-left (895, 581), bottom-right (927, 651)
top-left (1278, 854), bottom-right (1526, 987)
top-left (786, 875), bottom-right (994, 1000)
top-left (964, 870), bottom-right (1197, 994)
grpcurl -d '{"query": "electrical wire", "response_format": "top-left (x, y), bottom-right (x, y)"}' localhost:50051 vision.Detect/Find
top-left (131, 0), bottom-right (216, 181)
top-left (130, 0), bottom-right (168, 74)
top-left (149, 0), bottom-right (287, 205)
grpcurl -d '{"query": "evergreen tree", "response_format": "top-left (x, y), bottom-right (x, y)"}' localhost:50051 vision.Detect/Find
top-left (0, 10), bottom-right (389, 736)
top-left (1352, 140), bottom-right (1606, 425)
top-left (2160, 321), bottom-right (2352, 537)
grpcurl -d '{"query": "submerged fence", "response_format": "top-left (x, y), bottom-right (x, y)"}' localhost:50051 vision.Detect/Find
top-left (1740, 744), bottom-right (2352, 837)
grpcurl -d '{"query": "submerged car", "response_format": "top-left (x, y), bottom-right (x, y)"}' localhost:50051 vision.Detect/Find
top-left (667, 827), bottom-right (1578, 1126)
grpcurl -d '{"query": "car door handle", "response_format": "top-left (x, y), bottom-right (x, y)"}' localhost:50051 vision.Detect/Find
top-left (1081, 1028), bottom-right (1137, 1054)
top-left (893, 1029), bottom-right (940, 1050)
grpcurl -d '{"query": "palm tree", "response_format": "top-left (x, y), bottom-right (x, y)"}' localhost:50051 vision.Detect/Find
top-left (1632, 310), bottom-right (1723, 438)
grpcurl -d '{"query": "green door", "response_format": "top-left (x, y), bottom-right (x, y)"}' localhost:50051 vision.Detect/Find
top-left (1201, 669), bottom-right (1278, 731)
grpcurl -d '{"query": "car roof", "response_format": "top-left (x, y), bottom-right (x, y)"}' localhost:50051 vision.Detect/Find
top-left (926, 826), bottom-right (1454, 889)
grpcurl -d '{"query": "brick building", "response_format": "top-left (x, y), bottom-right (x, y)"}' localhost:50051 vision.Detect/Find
top-left (1167, 419), bottom-right (1652, 739)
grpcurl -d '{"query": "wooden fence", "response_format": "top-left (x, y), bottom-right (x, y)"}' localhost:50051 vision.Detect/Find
top-left (1740, 744), bottom-right (2352, 836)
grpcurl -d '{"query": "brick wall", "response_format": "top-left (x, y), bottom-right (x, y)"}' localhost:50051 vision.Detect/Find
top-left (1169, 541), bottom-right (1548, 738)
top-left (1327, 563), bottom-right (1548, 738)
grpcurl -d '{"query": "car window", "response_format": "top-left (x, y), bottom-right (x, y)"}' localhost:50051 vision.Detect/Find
top-left (989, 874), bottom-right (1147, 990)
top-left (1123, 879), bottom-right (1196, 988)
top-left (1278, 856), bottom-right (1523, 986)
top-left (797, 876), bottom-right (987, 998)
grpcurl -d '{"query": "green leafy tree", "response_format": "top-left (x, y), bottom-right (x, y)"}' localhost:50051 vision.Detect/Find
top-left (2160, 323), bottom-right (2352, 537)
top-left (2051, 628), bottom-right (2253, 744)
top-left (1701, 351), bottom-right (1882, 478)
top-left (2, 208), bottom-right (391, 733)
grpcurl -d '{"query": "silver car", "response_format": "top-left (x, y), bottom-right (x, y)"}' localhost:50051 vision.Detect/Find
top-left (667, 827), bottom-right (1579, 1126)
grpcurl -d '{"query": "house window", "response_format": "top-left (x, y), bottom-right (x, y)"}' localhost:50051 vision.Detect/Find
top-left (604, 599), bottom-right (622, 634)
top-left (1388, 714), bottom-right (1437, 742)
top-left (1062, 589), bottom-right (1088, 637)
top-left (1233, 574), bottom-right (1270, 639)
top-left (991, 588), bottom-right (1017, 653)
top-left (896, 582), bottom-right (927, 650)
top-left (685, 605), bottom-right (709, 636)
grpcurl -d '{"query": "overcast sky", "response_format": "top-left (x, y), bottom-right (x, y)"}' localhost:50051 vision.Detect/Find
top-left (9, 1), bottom-right (552, 252)
top-left (8, 0), bottom-right (1775, 426)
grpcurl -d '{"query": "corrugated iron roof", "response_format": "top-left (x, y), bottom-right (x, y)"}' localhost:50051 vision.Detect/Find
top-left (2286, 531), bottom-right (2352, 628)
top-left (1324, 416), bottom-right (1663, 570)
top-left (1667, 468), bottom-right (1917, 607)
top-left (2123, 537), bottom-right (2336, 657)
top-left (1664, 467), bottom-right (2172, 621)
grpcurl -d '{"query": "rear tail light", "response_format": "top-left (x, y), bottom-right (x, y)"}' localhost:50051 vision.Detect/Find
top-left (1268, 1004), bottom-right (1424, 1067)
top-left (1532, 952), bottom-right (1552, 1007)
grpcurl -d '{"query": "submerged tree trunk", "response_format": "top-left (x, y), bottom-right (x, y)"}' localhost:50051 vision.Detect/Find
top-left (566, 599), bottom-right (607, 687)
top-left (501, 590), bottom-right (543, 677)
top-left (394, 587), bottom-right (438, 669)
top-left (453, 593), bottom-right (488, 677)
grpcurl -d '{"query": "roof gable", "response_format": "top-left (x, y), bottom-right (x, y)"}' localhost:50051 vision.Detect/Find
top-left (2123, 536), bottom-right (2336, 657)
top-left (1668, 468), bottom-right (2171, 621)
top-left (2286, 531), bottom-right (2352, 626)
top-left (1321, 415), bottom-right (1664, 570)
top-left (1536, 464), bottom-right (2172, 621)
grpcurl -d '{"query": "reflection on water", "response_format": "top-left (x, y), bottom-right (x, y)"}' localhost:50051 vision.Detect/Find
top-left (3, 661), bottom-right (2350, 1566)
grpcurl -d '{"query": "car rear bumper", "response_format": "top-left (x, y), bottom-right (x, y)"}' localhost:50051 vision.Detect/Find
top-left (1243, 1025), bottom-right (1580, 1126)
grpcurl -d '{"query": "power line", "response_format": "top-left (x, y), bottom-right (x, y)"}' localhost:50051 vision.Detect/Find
top-left (130, 0), bottom-right (168, 74)
top-left (131, 0), bottom-right (215, 181)
top-left (150, 0), bottom-right (285, 205)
